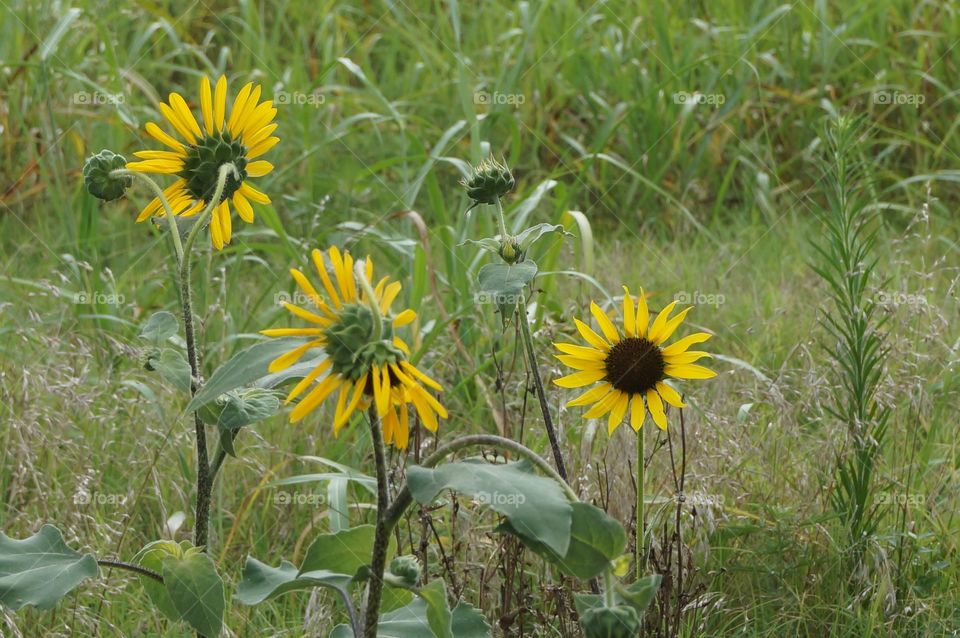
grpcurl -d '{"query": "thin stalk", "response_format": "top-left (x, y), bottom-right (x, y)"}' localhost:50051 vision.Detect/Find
top-left (494, 197), bottom-right (510, 243)
top-left (97, 559), bottom-right (164, 584)
top-left (518, 294), bottom-right (569, 482)
top-left (362, 406), bottom-right (391, 638)
top-left (635, 427), bottom-right (645, 579)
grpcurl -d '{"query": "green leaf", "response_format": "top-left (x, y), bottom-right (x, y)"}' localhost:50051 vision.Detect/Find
top-left (147, 348), bottom-right (192, 392)
top-left (235, 557), bottom-right (351, 605)
top-left (406, 460), bottom-right (572, 556)
top-left (139, 311), bottom-right (179, 345)
top-left (300, 525), bottom-right (395, 578)
top-left (186, 338), bottom-right (306, 411)
top-left (133, 540), bottom-right (181, 621)
top-left (458, 237), bottom-right (501, 254)
top-left (161, 551), bottom-right (225, 637)
top-left (0, 524), bottom-right (99, 611)
top-left (417, 579), bottom-right (453, 638)
top-left (574, 574), bottom-right (662, 618)
top-left (216, 388), bottom-right (281, 430)
top-left (498, 502), bottom-right (625, 579)
top-left (329, 596), bottom-right (490, 638)
top-left (513, 223), bottom-right (570, 251)
top-left (476, 261), bottom-right (538, 300)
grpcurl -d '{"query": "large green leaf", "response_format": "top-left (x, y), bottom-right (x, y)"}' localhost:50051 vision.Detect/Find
top-left (145, 348), bottom-right (192, 392)
top-left (574, 574), bottom-right (662, 618)
top-left (300, 525), bottom-right (395, 578)
top-left (235, 557), bottom-right (352, 605)
top-left (498, 502), bottom-right (625, 579)
top-left (476, 261), bottom-right (538, 300)
top-left (406, 460), bottom-right (572, 556)
top-left (186, 338), bottom-right (306, 411)
top-left (139, 311), bottom-right (178, 345)
top-left (329, 596), bottom-right (490, 638)
top-left (216, 388), bottom-right (281, 430)
top-left (0, 524), bottom-right (98, 610)
top-left (417, 579), bottom-right (453, 638)
top-left (133, 540), bottom-right (183, 621)
top-left (161, 551), bottom-right (225, 637)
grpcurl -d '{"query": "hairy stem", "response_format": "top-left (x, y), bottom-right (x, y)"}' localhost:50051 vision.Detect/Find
top-left (362, 406), bottom-right (391, 638)
top-left (518, 295), bottom-right (569, 482)
top-left (110, 169), bottom-right (183, 264)
top-left (635, 427), bottom-right (645, 579)
top-left (97, 559), bottom-right (164, 584)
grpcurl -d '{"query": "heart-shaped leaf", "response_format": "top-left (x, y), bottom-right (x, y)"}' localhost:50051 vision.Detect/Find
top-left (216, 388), bottom-right (281, 430)
top-left (236, 557), bottom-right (352, 605)
top-left (0, 525), bottom-right (98, 611)
top-left (406, 460), bottom-right (572, 556)
top-left (300, 525), bottom-right (395, 578)
top-left (161, 551), bottom-right (225, 637)
top-left (139, 311), bottom-right (178, 345)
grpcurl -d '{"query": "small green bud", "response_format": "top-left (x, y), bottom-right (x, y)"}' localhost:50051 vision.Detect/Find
top-left (461, 157), bottom-right (515, 208)
top-left (499, 238), bottom-right (522, 264)
top-left (387, 555), bottom-right (422, 587)
top-left (580, 605), bottom-right (641, 638)
top-left (83, 149), bottom-right (131, 201)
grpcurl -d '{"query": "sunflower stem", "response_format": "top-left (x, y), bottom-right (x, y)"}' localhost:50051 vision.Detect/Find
top-left (494, 196), bottom-right (511, 243)
top-left (518, 295), bottom-right (569, 483)
top-left (354, 259), bottom-right (384, 341)
top-left (180, 161), bottom-right (237, 553)
top-left (362, 406), bottom-right (391, 638)
top-left (109, 169), bottom-right (183, 265)
top-left (636, 427), bottom-right (646, 579)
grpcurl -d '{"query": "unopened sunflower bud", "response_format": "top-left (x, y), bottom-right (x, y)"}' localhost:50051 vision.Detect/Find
top-left (387, 555), bottom-right (422, 587)
top-left (461, 157), bottom-right (515, 208)
top-left (499, 238), bottom-right (522, 264)
top-left (83, 149), bottom-right (131, 201)
top-left (580, 605), bottom-right (641, 638)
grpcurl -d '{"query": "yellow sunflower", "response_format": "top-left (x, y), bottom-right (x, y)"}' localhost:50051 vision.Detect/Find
top-left (261, 246), bottom-right (448, 449)
top-left (126, 75), bottom-right (278, 250)
top-left (553, 287), bottom-right (715, 433)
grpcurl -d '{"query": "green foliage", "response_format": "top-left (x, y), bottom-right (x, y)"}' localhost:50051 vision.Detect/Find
top-left (160, 550), bottom-right (225, 637)
top-left (0, 525), bottom-right (99, 611)
top-left (235, 558), bottom-right (352, 605)
top-left (406, 459), bottom-right (573, 555)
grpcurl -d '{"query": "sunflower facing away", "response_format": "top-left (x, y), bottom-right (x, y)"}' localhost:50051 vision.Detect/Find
top-left (261, 247), bottom-right (448, 449)
top-left (126, 75), bottom-right (278, 250)
top-left (553, 287), bottom-right (716, 433)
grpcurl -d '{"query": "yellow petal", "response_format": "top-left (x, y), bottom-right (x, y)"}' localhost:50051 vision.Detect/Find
top-left (410, 391), bottom-right (439, 432)
top-left (646, 389), bottom-right (668, 430)
top-left (246, 160), bottom-right (274, 177)
top-left (268, 339), bottom-right (322, 372)
top-left (260, 327), bottom-right (324, 337)
top-left (661, 332), bottom-right (712, 356)
top-left (607, 391), bottom-right (630, 435)
top-left (232, 191), bottom-right (255, 223)
top-left (566, 382), bottom-right (612, 407)
top-left (663, 350), bottom-right (711, 365)
top-left (555, 355), bottom-right (606, 371)
top-left (289, 268), bottom-right (322, 308)
top-left (399, 361), bottom-right (443, 391)
top-left (393, 309), bottom-right (416, 327)
top-left (312, 249), bottom-right (341, 308)
top-left (200, 76), bottom-right (214, 135)
top-left (379, 281), bottom-right (402, 313)
top-left (144, 122), bottom-right (185, 151)
top-left (290, 374), bottom-right (341, 422)
top-left (213, 75), bottom-right (227, 131)
top-left (209, 206), bottom-right (224, 250)
top-left (574, 318), bottom-right (610, 351)
top-left (159, 100), bottom-right (195, 144)
top-left (647, 301), bottom-right (679, 344)
top-left (247, 135), bottom-right (280, 159)
top-left (284, 359), bottom-right (332, 403)
top-left (554, 342), bottom-right (606, 360)
top-left (553, 369), bottom-right (606, 388)
top-left (583, 390), bottom-right (621, 419)
top-left (655, 381), bottom-right (685, 408)
top-left (635, 287), bottom-right (649, 337)
top-left (283, 302), bottom-right (330, 325)
top-left (218, 201), bottom-right (232, 246)
top-left (664, 364), bottom-right (717, 380)
top-left (334, 375), bottom-right (367, 433)
top-left (654, 306), bottom-right (693, 345)
top-left (226, 82), bottom-right (254, 133)
top-left (629, 395), bottom-right (646, 431)
top-left (622, 286), bottom-right (636, 337)
top-left (590, 302), bottom-right (619, 343)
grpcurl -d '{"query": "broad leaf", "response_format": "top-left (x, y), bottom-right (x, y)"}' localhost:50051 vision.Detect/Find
top-left (329, 596), bottom-right (490, 638)
top-left (133, 540), bottom-right (182, 621)
top-left (217, 388), bottom-right (281, 430)
top-left (513, 223), bottom-right (570, 251)
top-left (139, 311), bottom-right (178, 345)
top-left (236, 557), bottom-right (351, 605)
top-left (574, 574), bottom-right (662, 618)
top-left (498, 501), bottom-right (625, 579)
top-left (476, 261), bottom-right (538, 300)
top-left (162, 551), bottom-right (225, 637)
top-left (0, 524), bottom-right (98, 610)
top-left (406, 460), bottom-right (572, 556)
top-left (146, 348), bottom-right (192, 392)
top-left (300, 525), bottom-right (395, 578)
top-left (418, 579), bottom-right (453, 638)
top-left (186, 338), bottom-right (306, 411)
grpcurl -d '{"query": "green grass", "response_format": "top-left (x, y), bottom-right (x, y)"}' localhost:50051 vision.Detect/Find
top-left (1, 0), bottom-right (959, 636)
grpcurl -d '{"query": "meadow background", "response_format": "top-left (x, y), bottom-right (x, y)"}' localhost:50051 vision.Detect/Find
top-left (1, 0), bottom-right (958, 636)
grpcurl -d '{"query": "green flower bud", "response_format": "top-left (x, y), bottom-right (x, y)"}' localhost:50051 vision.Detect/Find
top-left (499, 238), bottom-right (522, 264)
top-left (83, 149), bottom-right (131, 201)
top-left (387, 555), bottom-right (421, 587)
top-left (580, 605), bottom-right (641, 638)
top-left (461, 157), bottom-right (515, 208)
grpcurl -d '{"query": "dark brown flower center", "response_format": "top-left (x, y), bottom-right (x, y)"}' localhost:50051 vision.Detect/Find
top-left (604, 337), bottom-right (665, 395)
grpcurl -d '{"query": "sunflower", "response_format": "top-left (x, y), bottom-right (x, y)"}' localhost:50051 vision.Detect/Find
top-left (126, 75), bottom-right (279, 250)
top-left (261, 246), bottom-right (447, 449)
top-left (553, 287), bottom-right (715, 433)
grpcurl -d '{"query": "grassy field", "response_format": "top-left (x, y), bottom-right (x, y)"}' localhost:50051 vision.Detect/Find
top-left (1, 0), bottom-right (958, 636)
